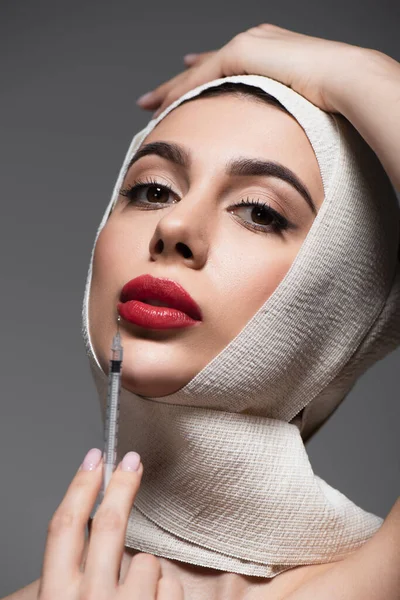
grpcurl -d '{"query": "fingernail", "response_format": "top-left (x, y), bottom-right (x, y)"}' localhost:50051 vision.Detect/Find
top-left (81, 448), bottom-right (102, 471)
top-left (136, 91), bottom-right (154, 105)
top-left (121, 451), bottom-right (141, 472)
top-left (184, 53), bottom-right (198, 62)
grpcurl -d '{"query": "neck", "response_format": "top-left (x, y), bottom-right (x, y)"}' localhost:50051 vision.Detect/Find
top-left (93, 375), bottom-right (383, 577)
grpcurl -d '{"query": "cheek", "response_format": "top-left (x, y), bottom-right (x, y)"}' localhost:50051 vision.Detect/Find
top-left (220, 242), bottom-right (300, 328)
top-left (89, 221), bottom-right (136, 369)
top-left (91, 219), bottom-right (143, 295)
top-left (93, 225), bottom-right (123, 281)
top-left (91, 232), bottom-right (118, 307)
top-left (89, 217), bottom-right (150, 330)
top-left (89, 224), bottom-right (127, 340)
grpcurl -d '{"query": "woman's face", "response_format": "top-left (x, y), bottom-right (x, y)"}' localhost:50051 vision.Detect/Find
top-left (89, 94), bottom-right (324, 397)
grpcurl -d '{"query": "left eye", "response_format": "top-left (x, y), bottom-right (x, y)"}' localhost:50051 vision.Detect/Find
top-left (228, 199), bottom-right (286, 231)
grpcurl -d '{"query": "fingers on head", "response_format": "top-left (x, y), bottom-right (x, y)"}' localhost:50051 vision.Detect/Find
top-left (153, 55), bottom-right (222, 118)
top-left (184, 51), bottom-right (215, 67)
top-left (142, 69), bottom-right (191, 108)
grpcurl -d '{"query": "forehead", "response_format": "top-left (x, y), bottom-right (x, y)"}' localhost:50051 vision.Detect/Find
top-left (140, 95), bottom-right (323, 193)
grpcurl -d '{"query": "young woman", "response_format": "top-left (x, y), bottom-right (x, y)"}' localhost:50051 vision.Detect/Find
top-left (6, 24), bottom-right (400, 600)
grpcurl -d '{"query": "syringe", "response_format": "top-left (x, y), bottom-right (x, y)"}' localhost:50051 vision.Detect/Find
top-left (101, 315), bottom-right (123, 501)
top-left (87, 316), bottom-right (123, 530)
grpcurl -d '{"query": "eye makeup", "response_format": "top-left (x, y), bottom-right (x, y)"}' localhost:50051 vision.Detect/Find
top-left (119, 177), bottom-right (297, 236)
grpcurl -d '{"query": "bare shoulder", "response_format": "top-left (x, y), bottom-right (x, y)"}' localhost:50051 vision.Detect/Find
top-left (1, 578), bottom-right (41, 600)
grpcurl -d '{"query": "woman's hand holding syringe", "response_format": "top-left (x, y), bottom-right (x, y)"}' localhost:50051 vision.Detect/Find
top-left (35, 315), bottom-right (184, 600)
top-left (36, 448), bottom-right (183, 599)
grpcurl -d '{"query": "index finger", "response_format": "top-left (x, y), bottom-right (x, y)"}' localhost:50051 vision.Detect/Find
top-left (152, 52), bottom-right (223, 118)
top-left (40, 449), bottom-right (104, 595)
top-left (137, 51), bottom-right (221, 115)
top-left (82, 454), bottom-right (143, 594)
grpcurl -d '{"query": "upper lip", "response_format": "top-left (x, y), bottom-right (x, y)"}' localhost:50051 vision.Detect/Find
top-left (119, 274), bottom-right (203, 321)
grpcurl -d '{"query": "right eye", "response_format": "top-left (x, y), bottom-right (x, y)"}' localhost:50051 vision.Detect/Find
top-left (119, 179), bottom-right (178, 207)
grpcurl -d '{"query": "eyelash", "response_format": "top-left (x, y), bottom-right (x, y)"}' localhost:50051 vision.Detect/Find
top-left (119, 176), bottom-right (293, 235)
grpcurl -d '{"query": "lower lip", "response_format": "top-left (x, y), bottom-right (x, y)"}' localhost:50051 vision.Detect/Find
top-left (117, 300), bottom-right (200, 329)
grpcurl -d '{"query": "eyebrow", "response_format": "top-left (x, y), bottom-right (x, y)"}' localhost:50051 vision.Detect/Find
top-left (126, 141), bottom-right (317, 215)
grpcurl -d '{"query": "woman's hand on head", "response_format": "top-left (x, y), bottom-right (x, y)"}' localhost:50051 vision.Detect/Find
top-left (137, 23), bottom-right (378, 117)
top-left (37, 448), bottom-right (183, 600)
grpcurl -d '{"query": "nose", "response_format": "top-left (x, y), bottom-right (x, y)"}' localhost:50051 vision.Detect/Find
top-left (148, 193), bottom-right (211, 269)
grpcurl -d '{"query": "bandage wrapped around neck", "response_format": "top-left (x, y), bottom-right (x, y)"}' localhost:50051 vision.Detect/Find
top-left (82, 75), bottom-right (400, 577)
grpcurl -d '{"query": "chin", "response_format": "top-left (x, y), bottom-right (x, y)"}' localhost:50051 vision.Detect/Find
top-left (120, 366), bottom-right (187, 398)
top-left (96, 332), bottom-right (196, 397)
top-left (121, 374), bottom-right (184, 398)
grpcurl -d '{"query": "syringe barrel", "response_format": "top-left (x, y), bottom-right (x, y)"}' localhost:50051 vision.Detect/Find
top-left (100, 462), bottom-right (115, 500)
top-left (91, 329), bottom-right (123, 520)
top-left (103, 368), bottom-right (121, 466)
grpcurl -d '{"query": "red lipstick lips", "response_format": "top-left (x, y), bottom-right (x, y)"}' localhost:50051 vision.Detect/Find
top-left (117, 274), bottom-right (202, 330)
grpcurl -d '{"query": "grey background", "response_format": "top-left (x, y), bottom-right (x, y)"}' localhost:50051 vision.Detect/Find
top-left (1, 0), bottom-right (399, 595)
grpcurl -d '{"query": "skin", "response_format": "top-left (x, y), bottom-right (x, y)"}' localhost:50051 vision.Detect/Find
top-left (89, 93), bottom-right (324, 399)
